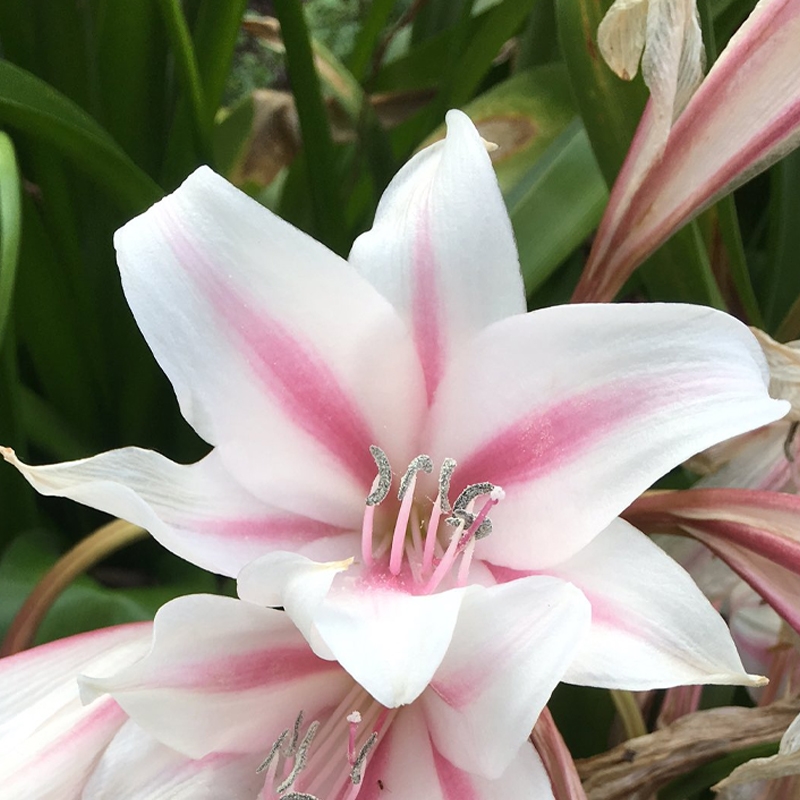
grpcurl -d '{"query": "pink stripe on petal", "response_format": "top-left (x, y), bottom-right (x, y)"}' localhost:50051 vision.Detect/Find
top-left (189, 515), bottom-right (348, 545)
top-left (160, 213), bottom-right (376, 486)
top-left (9, 697), bottom-right (126, 784)
top-left (455, 383), bottom-right (647, 490)
top-left (161, 645), bottom-right (338, 692)
top-left (432, 744), bottom-right (481, 800)
top-left (412, 208), bottom-right (444, 405)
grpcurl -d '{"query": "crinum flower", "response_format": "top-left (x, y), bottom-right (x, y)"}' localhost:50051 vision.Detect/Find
top-left (0, 592), bottom-right (565, 799)
top-left (1, 111), bottom-right (787, 746)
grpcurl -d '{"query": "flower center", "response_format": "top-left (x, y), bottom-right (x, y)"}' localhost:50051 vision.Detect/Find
top-left (360, 446), bottom-right (504, 594)
top-left (258, 687), bottom-right (394, 799)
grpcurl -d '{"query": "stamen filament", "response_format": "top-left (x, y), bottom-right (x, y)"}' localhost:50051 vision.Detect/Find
top-left (347, 712), bottom-right (361, 765)
top-left (361, 505), bottom-right (375, 568)
top-left (424, 521), bottom-right (464, 594)
top-left (389, 474), bottom-right (416, 575)
top-left (422, 492), bottom-right (444, 576)
top-left (456, 535), bottom-right (476, 587)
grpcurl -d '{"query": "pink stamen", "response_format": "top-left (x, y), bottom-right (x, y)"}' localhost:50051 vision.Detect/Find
top-left (347, 711), bottom-right (361, 765)
top-left (456, 536), bottom-right (476, 587)
top-left (361, 505), bottom-right (375, 567)
top-left (409, 506), bottom-right (423, 561)
top-left (422, 493), bottom-right (444, 576)
top-left (424, 523), bottom-right (463, 594)
top-left (389, 474), bottom-right (417, 575)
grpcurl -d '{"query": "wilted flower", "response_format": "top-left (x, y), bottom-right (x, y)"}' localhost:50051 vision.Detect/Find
top-left (577, 0), bottom-right (800, 302)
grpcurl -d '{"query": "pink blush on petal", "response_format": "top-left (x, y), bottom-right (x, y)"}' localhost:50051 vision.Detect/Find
top-left (159, 646), bottom-right (337, 692)
top-left (455, 382), bottom-right (649, 491)
top-left (411, 207), bottom-right (445, 405)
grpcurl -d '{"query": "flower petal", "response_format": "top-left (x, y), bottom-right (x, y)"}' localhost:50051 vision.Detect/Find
top-left (1, 447), bottom-right (350, 578)
top-left (237, 551), bottom-right (352, 659)
top-left (428, 302), bottom-right (786, 569)
top-left (0, 696), bottom-right (126, 800)
top-left (115, 166), bottom-right (425, 524)
top-left (552, 518), bottom-right (763, 689)
top-left (0, 621), bottom-right (146, 799)
top-left (597, 0), bottom-right (648, 82)
top-left (0, 622), bottom-right (150, 741)
top-left (628, 488), bottom-right (800, 638)
top-left (80, 594), bottom-right (351, 758)
top-left (359, 704), bottom-right (555, 800)
top-left (642, 0), bottom-right (705, 119)
top-left (314, 577), bottom-right (468, 708)
top-left (82, 720), bottom-right (265, 800)
top-left (422, 576), bottom-right (590, 779)
top-left (348, 109), bottom-right (525, 403)
top-left (691, 423), bottom-right (795, 492)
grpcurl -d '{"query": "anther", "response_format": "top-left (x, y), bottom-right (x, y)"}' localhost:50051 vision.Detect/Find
top-left (257, 729), bottom-right (289, 774)
top-left (398, 455), bottom-right (433, 500)
top-left (366, 446), bottom-right (392, 506)
top-left (350, 732), bottom-right (378, 785)
top-left (281, 794), bottom-right (322, 800)
top-left (453, 482), bottom-right (496, 514)
top-left (438, 458), bottom-right (457, 513)
top-left (288, 710), bottom-right (304, 755)
top-left (276, 720), bottom-right (320, 794)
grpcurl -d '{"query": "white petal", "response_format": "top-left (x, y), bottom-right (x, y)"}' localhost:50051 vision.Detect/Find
top-left (427, 302), bottom-right (786, 569)
top-left (0, 696), bottom-right (126, 800)
top-left (555, 519), bottom-right (763, 689)
top-left (357, 704), bottom-right (555, 800)
top-left (422, 577), bottom-right (590, 779)
top-left (642, 0), bottom-right (705, 121)
top-left (80, 594), bottom-right (351, 758)
top-left (115, 166), bottom-right (425, 524)
top-left (82, 720), bottom-right (265, 800)
top-left (597, 0), bottom-right (649, 81)
top-left (313, 577), bottom-right (468, 708)
top-left (2, 447), bottom-right (351, 577)
top-left (237, 551), bottom-right (353, 659)
top-left (0, 622), bottom-right (150, 743)
top-left (348, 109), bottom-right (525, 402)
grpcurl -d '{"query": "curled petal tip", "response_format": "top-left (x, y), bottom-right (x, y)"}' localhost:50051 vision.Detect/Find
top-left (1, 445), bottom-right (17, 464)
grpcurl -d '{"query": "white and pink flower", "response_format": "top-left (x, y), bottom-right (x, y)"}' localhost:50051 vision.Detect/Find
top-left (0, 110), bottom-right (790, 797)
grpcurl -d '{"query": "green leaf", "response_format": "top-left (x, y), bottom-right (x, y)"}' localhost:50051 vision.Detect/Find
top-left (347, 0), bottom-right (395, 80)
top-left (272, 0), bottom-right (347, 254)
top-left (511, 122), bottom-right (607, 295)
top-left (156, 0), bottom-right (211, 160)
top-left (767, 150), bottom-right (800, 335)
top-left (0, 131), bottom-right (21, 349)
top-left (0, 60), bottom-right (162, 210)
top-left (0, 531), bottom-right (218, 646)
top-left (193, 0), bottom-right (249, 114)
